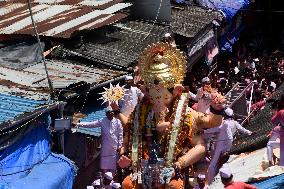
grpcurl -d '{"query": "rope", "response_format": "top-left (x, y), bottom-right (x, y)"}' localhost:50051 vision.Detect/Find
top-left (27, 0), bottom-right (54, 97)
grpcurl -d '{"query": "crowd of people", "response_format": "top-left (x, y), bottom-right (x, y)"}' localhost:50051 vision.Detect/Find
top-left (72, 31), bottom-right (284, 188)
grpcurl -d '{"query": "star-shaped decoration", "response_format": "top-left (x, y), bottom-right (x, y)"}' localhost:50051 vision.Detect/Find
top-left (99, 83), bottom-right (126, 104)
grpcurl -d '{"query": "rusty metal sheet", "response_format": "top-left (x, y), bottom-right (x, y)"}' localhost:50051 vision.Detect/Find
top-left (0, 2), bottom-right (130, 38)
top-left (0, 83), bottom-right (50, 100)
top-left (2, 0), bottom-right (124, 9)
top-left (0, 58), bottom-right (127, 89)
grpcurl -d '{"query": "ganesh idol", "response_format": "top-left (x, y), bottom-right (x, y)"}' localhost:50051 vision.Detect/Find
top-left (110, 42), bottom-right (226, 189)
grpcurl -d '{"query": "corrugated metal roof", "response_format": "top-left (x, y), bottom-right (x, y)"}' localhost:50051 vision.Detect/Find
top-left (0, 84), bottom-right (50, 100)
top-left (3, 0), bottom-right (123, 9)
top-left (0, 58), bottom-right (127, 89)
top-left (0, 2), bottom-right (130, 38)
top-left (171, 6), bottom-right (223, 38)
top-left (70, 6), bottom-right (222, 68)
top-left (0, 92), bottom-right (47, 124)
top-left (73, 20), bottom-right (170, 68)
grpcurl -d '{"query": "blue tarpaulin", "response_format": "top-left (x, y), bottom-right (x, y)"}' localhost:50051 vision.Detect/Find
top-left (0, 116), bottom-right (77, 189)
top-left (252, 174), bottom-right (284, 189)
top-left (196, 0), bottom-right (250, 22)
top-left (175, 0), bottom-right (185, 3)
top-left (219, 24), bottom-right (245, 52)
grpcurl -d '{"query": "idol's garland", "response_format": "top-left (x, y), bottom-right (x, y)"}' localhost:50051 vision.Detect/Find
top-left (165, 93), bottom-right (190, 167)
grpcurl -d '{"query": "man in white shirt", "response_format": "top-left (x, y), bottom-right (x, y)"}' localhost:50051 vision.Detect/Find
top-left (205, 108), bottom-right (253, 184)
top-left (76, 107), bottom-right (123, 174)
top-left (119, 75), bottom-right (144, 117)
top-left (267, 125), bottom-right (281, 166)
top-left (189, 77), bottom-right (213, 114)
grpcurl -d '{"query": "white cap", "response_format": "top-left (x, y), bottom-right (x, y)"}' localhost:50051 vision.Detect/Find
top-left (202, 77), bottom-right (210, 83)
top-left (225, 108), bottom-right (234, 117)
top-left (112, 183), bottom-right (121, 188)
top-left (253, 58), bottom-right (259, 62)
top-left (104, 172), bottom-right (113, 180)
top-left (220, 167), bottom-right (232, 178)
top-left (125, 75), bottom-right (133, 81)
top-left (234, 67), bottom-right (240, 74)
top-left (164, 33), bottom-right (171, 38)
top-left (270, 82), bottom-right (276, 90)
top-left (92, 179), bottom-right (100, 186)
top-left (219, 70), bottom-right (225, 74)
top-left (105, 106), bottom-right (113, 113)
top-left (197, 174), bottom-right (206, 179)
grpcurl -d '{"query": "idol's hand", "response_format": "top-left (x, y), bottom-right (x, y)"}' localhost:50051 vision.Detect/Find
top-left (173, 84), bottom-right (184, 98)
top-left (118, 155), bottom-right (131, 168)
top-left (156, 121), bottom-right (170, 133)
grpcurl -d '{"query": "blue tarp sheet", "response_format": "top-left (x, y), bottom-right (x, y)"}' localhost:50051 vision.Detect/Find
top-left (0, 116), bottom-right (77, 189)
top-left (196, 0), bottom-right (250, 22)
top-left (252, 174), bottom-right (284, 189)
top-left (175, 0), bottom-right (185, 3)
top-left (219, 24), bottom-right (245, 52)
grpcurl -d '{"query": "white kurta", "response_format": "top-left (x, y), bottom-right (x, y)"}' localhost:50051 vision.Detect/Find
top-left (267, 126), bottom-right (281, 162)
top-left (195, 88), bottom-right (211, 114)
top-left (205, 119), bottom-right (252, 184)
top-left (120, 86), bottom-right (144, 117)
top-left (77, 117), bottom-right (123, 171)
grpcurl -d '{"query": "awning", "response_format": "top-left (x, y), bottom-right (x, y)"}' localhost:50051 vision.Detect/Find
top-left (188, 29), bottom-right (215, 57)
top-left (187, 28), bottom-right (218, 68)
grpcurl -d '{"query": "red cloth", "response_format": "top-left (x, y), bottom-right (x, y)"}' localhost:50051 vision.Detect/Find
top-left (251, 100), bottom-right (266, 111)
top-left (225, 182), bottom-right (257, 189)
top-left (271, 110), bottom-right (284, 127)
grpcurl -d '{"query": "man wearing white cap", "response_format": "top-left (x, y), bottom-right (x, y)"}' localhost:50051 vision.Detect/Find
top-left (220, 167), bottom-right (256, 189)
top-left (189, 77), bottom-right (213, 114)
top-left (91, 179), bottom-right (101, 189)
top-left (102, 172), bottom-right (114, 189)
top-left (205, 108), bottom-right (253, 184)
top-left (75, 107), bottom-right (123, 174)
top-left (193, 174), bottom-right (208, 189)
top-left (119, 75), bottom-right (144, 118)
